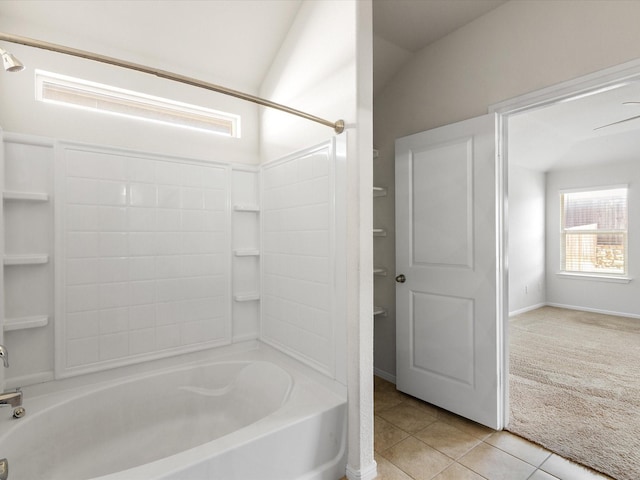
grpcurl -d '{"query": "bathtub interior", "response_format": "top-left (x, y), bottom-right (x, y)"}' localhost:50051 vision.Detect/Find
top-left (0, 343), bottom-right (346, 480)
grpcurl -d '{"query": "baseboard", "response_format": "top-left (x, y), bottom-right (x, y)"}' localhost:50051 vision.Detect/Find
top-left (545, 302), bottom-right (640, 320)
top-left (509, 303), bottom-right (546, 317)
top-left (346, 461), bottom-right (377, 480)
top-left (373, 367), bottom-right (395, 384)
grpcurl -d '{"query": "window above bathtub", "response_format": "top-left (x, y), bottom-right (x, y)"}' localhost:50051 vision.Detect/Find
top-left (35, 70), bottom-right (241, 137)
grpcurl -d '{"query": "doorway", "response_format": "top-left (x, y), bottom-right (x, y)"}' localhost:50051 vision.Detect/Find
top-left (494, 59), bottom-right (640, 479)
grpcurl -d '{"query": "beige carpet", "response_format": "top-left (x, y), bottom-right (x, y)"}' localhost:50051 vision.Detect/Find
top-left (508, 306), bottom-right (640, 480)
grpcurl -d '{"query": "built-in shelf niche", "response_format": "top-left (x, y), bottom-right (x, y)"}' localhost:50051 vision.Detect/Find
top-left (233, 204), bottom-right (260, 212)
top-left (373, 228), bottom-right (387, 237)
top-left (373, 186), bottom-right (387, 197)
top-left (374, 267), bottom-right (387, 276)
top-left (234, 249), bottom-right (260, 257)
top-left (373, 306), bottom-right (387, 316)
top-left (3, 191), bottom-right (50, 202)
top-left (4, 315), bottom-right (49, 332)
top-left (3, 254), bottom-right (50, 266)
top-left (234, 293), bottom-right (260, 302)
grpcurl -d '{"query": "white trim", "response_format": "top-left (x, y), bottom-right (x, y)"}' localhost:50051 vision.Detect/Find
top-left (509, 303), bottom-right (547, 317)
top-left (373, 367), bottom-right (396, 384)
top-left (546, 302), bottom-right (640, 320)
top-left (555, 272), bottom-right (632, 284)
top-left (491, 58), bottom-right (640, 429)
top-left (346, 461), bottom-right (377, 480)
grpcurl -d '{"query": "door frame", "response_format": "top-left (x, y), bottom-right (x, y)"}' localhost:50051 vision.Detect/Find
top-left (490, 57), bottom-right (640, 427)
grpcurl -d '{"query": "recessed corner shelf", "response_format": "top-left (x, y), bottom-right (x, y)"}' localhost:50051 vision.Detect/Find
top-left (374, 267), bottom-right (387, 276)
top-left (3, 315), bottom-right (49, 332)
top-left (233, 204), bottom-right (260, 212)
top-left (3, 191), bottom-right (50, 202)
top-left (373, 228), bottom-right (387, 237)
top-left (373, 186), bottom-right (387, 197)
top-left (3, 254), bottom-right (50, 266)
top-left (234, 293), bottom-right (260, 302)
top-left (234, 249), bottom-right (260, 257)
top-left (373, 306), bottom-right (387, 316)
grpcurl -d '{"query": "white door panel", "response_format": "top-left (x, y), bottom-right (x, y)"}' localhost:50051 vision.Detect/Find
top-left (395, 113), bottom-right (502, 429)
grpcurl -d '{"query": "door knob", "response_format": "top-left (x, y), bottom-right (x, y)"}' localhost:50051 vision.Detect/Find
top-left (395, 274), bottom-right (406, 283)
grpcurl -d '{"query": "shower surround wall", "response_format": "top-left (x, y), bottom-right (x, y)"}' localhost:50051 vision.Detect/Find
top-left (1, 131), bottom-right (345, 387)
top-left (56, 143), bottom-right (232, 377)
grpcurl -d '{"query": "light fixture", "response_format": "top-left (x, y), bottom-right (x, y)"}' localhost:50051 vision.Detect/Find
top-left (0, 47), bottom-right (24, 72)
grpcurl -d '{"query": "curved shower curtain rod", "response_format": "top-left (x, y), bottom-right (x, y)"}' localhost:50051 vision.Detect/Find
top-left (0, 32), bottom-right (345, 134)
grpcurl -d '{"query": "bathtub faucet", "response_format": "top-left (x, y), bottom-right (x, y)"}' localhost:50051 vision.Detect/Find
top-left (0, 344), bottom-right (8, 368)
top-left (0, 388), bottom-right (22, 409)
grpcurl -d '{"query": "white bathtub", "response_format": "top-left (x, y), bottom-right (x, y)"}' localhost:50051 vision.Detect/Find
top-left (0, 343), bottom-right (347, 480)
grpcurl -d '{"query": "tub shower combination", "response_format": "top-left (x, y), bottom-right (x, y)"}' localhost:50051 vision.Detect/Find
top-left (0, 35), bottom-right (349, 480)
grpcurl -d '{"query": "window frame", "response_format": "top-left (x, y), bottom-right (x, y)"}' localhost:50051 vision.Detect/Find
top-left (35, 70), bottom-right (240, 137)
top-left (559, 185), bottom-right (629, 279)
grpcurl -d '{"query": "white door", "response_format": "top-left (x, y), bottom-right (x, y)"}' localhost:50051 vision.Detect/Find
top-left (395, 113), bottom-right (504, 429)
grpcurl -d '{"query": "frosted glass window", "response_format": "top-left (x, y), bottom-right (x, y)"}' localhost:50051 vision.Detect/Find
top-left (36, 70), bottom-right (240, 137)
top-left (560, 187), bottom-right (628, 275)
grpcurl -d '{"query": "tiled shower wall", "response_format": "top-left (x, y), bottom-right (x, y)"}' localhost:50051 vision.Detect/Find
top-left (261, 141), bottom-right (340, 378)
top-left (56, 144), bottom-right (233, 377)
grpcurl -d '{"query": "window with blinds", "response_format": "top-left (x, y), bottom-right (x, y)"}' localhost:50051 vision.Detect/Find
top-left (35, 70), bottom-right (240, 137)
top-left (560, 186), bottom-right (628, 275)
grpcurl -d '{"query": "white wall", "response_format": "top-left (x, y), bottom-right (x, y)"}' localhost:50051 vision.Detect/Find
top-left (546, 160), bottom-right (640, 317)
top-left (0, 43), bottom-right (259, 165)
top-left (508, 165), bottom-right (546, 314)
top-left (374, 0), bottom-right (640, 378)
top-left (259, 2), bottom-right (375, 478)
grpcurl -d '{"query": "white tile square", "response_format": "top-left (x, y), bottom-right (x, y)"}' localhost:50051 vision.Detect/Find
top-left (66, 258), bottom-right (101, 285)
top-left (66, 311), bottom-right (99, 339)
top-left (129, 232), bottom-right (156, 256)
top-left (156, 161), bottom-right (182, 185)
top-left (157, 279), bottom-right (184, 302)
top-left (99, 232), bottom-right (128, 257)
top-left (130, 183), bottom-right (157, 207)
top-left (98, 257), bottom-right (129, 283)
top-left (156, 255), bottom-right (182, 279)
top-left (98, 180), bottom-right (128, 206)
top-left (156, 209), bottom-right (181, 231)
top-left (129, 328), bottom-right (156, 355)
top-left (157, 185), bottom-right (181, 208)
top-left (98, 206), bottom-right (128, 231)
top-left (67, 337), bottom-right (99, 367)
top-left (66, 177), bottom-right (99, 204)
top-left (181, 210), bottom-right (205, 232)
top-left (156, 232), bottom-right (182, 255)
top-left (203, 189), bottom-right (227, 210)
top-left (66, 284), bottom-right (99, 312)
top-left (129, 256), bottom-right (156, 280)
top-left (156, 301), bottom-right (182, 326)
top-left (156, 324), bottom-right (180, 349)
top-left (99, 282), bottom-right (129, 309)
top-left (98, 153), bottom-right (127, 181)
top-left (130, 280), bottom-right (156, 306)
top-left (66, 151), bottom-right (102, 179)
top-left (180, 320), bottom-right (210, 346)
top-left (99, 333), bottom-right (129, 361)
top-left (127, 157), bottom-right (156, 183)
top-left (67, 205), bottom-right (99, 231)
top-left (202, 167), bottom-right (227, 190)
top-left (181, 187), bottom-right (204, 209)
top-left (99, 307), bottom-right (129, 334)
top-left (128, 207), bottom-right (156, 231)
top-left (181, 164), bottom-right (204, 187)
top-left (129, 304), bottom-right (156, 330)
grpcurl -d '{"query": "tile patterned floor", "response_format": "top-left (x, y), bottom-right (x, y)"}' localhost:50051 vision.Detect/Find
top-left (365, 376), bottom-right (614, 480)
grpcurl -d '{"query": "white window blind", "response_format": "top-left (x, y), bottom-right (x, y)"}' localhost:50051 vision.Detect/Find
top-left (560, 187), bottom-right (628, 275)
top-left (36, 70), bottom-right (240, 137)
